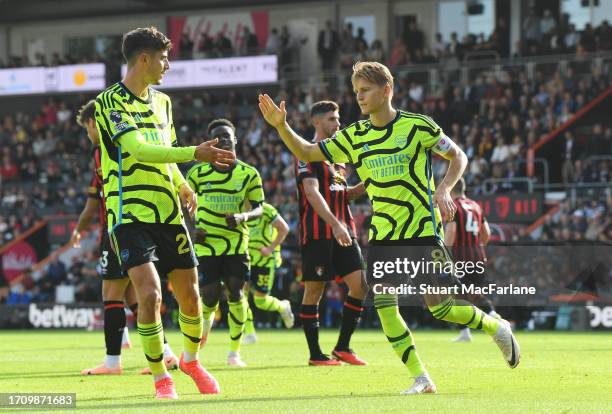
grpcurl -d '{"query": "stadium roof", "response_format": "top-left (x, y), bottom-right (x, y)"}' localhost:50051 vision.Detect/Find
top-left (0, 0), bottom-right (296, 23)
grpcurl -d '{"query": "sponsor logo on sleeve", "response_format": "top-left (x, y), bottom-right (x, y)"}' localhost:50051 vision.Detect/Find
top-left (109, 110), bottom-right (129, 132)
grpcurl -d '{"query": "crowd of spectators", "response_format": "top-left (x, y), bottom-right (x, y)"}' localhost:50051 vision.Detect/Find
top-left (539, 192), bottom-right (612, 243)
top-left (0, 98), bottom-right (92, 243)
top-left (172, 16), bottom-right (612, 73)
top-left (2, 11), bottom-right (610, 73)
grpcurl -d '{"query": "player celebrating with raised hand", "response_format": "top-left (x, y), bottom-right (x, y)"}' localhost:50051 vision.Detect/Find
top-left (259, 61), bottom-right (520, 395)
top-left (243, 201), bottom-right (294, 345)
top-left (295, 101), bottom-right (368, 366)
top-left (186, 118), bottom-right (267, 367)
top-left (95, 27), bottom-right (233, 399)
top-left (74, 100), bottom-right (179, 376)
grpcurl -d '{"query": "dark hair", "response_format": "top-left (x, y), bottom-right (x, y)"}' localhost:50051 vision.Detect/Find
top-left (122, 27), bottom-right (172, 64)
top-left (207, 118), bottom-right (236, 136)
top-left (76, 100), bottom-right (96, 127)
top-left (310, 100), bottom-right (339, 118)
top-left (452, 177), bottom-right (466, 195)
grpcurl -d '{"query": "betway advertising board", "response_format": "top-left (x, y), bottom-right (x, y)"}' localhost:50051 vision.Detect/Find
top-left (121, 55), bottom-right (277, 89)
top-left (0, 304), bottom-right (101, 329)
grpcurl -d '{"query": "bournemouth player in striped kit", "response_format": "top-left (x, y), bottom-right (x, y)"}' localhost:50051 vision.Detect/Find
top-left (295, 101), bottom-right (368, 366)
top-left (444, 178), bottom-right (501, 342)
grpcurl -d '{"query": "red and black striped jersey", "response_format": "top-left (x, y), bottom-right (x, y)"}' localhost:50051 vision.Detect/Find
top-left (452, 196), bottom-right (487, 262)
top-left (295, 159), bottom-right (356, 245)
top-left (87, 146), bottom-right (107, 240)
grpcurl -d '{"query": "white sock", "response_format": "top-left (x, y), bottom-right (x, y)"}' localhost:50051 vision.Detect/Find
top-left (228, 351), bottom-right (239, 358)
top-left (182, 351), bottom-right (197, 363)
top-left (203, 317), bottom-right (213, 336)
top-left (104, 355), bottom-right (121, 368)
top-left (163, 342), bottom-right (173, 358)
top-left (460, 327), bottom-right (471, 337)
top-left (153, 372), bottom-right (170, 382)
top-left (122, 327), bottom-right (130, 345)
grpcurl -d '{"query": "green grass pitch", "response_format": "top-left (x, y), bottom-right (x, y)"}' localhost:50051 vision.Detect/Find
top-left (0, 329), bottom-right (610, 413)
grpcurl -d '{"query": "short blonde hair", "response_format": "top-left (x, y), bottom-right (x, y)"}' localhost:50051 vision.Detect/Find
top-left (351, 61), bottom-right (394, 89)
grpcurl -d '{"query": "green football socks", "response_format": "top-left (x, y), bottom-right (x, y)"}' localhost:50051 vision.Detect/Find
top-left (178, 310), bottom-right (202, 361)
top-left (244, 302), bottom-right (256, 336)
top-left (228, 300), bottom-right (247, 353)
top-left (374, 294), bottom-right (426, 378)
top-left (429, 297), bottom-right (500, 336)
top-left (254, 294), bottom-right (283, 313)
top-left (137, 321), bottom-right (166, 376)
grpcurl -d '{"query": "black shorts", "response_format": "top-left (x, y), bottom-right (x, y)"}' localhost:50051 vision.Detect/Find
top-left (458, 269), bottom-right (489, 291)
top-left (366, 237), bottom-right (459, 287)
top-left (98, 233), bottom-right (125, 280)
top-left (250, 264), bottom-right (275, 294)
top-left (198, 255), bottom-right (250, 286)
top-left (301, 238), bottom-right (364, 282)
top-left (112, 223), bottom-right (198, 276)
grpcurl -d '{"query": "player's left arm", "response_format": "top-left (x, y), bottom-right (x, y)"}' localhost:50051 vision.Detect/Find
top-left (226, 202), bottom-right (263, 228)
top-left (261, 214), bottom-right (289, 257)
top-left (70, 197), bottom-right (100, 248)
top-left (444, 221), bottom-right (457, 246)
top-left (172, 164), bottom-right (197, 218)
top-left (430, 135), bottom-right (467, 222)
top-left (480, 217), bottom-right (491, 246)
top-left (226, 170), bottom-right (265, 228)
top-left (346, 182), bottom-right (366, 201)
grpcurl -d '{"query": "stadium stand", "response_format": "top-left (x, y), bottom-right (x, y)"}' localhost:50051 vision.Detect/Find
top-left (0, 7), bottom-right (610, 333)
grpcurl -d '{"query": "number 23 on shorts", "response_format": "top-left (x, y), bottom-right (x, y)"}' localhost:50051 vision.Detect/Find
top-left (176, 234), bottom-right (190, 254)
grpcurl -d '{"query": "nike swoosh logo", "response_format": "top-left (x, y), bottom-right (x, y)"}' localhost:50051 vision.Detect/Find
top-left (510, 337), bottom-right (517, 367)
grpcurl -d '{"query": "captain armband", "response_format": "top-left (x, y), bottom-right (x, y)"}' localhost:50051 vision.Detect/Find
top-left (431, 134), bottom-right (454, 156)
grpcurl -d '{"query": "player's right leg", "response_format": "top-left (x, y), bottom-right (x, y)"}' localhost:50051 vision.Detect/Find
top-left (452, 273), bottom-right (501, 342)
top-left (113, 224), bottom-right (176, 399)
top-left (374, 294), bottom-right (435, 394)
top-left (331, 239), bottom-right (368, 365)
top-left (198, 255), bottom-right (223, 348)
top-left (224, 255), bottom-right (250, 367)
top-left (332, 270), bottom-right (367, 365)
top-left (129, 284), bottom-right (180, 375)
top-left (301, 281), bottom-right (339, 366)
top-left (169, 266), bottom-right (220, 395)
top-left (129, 262), bottom-right (176, 398)
top-left (251, 264), bottom-right (294, 328)
top-left (122, 283), bottom-right (137, 350)
top-left (81, 278), bottom-right (129, 375)
top-left (242, 283), bottom-right (257, 344)
top-left (424, 242), bottom-right (520, 369)
top-left (300, 240), bottom-right (340, 366)
top-left (81, 234), bottom-right (129, 376)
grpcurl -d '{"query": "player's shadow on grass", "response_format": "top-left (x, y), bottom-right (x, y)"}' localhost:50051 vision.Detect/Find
top-left (10, 345), bottom-right (100, 352)
top-left (211, 364), bottom-right (305, 372)
top-left (0, 371), bottom-right (84, 380)
top-left (71, 391), bottom-right (437, 411)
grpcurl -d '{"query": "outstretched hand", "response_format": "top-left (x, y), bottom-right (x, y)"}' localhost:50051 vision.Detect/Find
top-left (195, 138), bottom-right (236, 168)
top-left (258, 94), bottom-right (287, 129)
